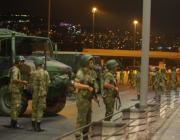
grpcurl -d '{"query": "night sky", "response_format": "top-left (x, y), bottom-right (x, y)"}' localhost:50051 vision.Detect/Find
top-left (0, 0), bottom-right (180, 33)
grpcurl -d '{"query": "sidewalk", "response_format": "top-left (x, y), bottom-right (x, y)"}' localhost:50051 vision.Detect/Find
top-left (152, 102), bottom-right (180, 140)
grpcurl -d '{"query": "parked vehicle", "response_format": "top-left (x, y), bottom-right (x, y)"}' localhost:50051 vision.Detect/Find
top-left (0, 29), bottom-right (72, 115)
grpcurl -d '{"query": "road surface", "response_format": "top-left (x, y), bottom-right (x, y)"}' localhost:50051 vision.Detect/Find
top-left (0, 87), bottom-right (154, 140)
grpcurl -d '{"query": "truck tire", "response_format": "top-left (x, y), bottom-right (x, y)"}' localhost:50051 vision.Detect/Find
top-left (46, 92), bottom-right (66, 115)
top-left (0, 85), bottom-right (11, 115)
top-left (19, 94), bottom-right (28, 116)
top-left (0, 85), bottom-right (28, 116)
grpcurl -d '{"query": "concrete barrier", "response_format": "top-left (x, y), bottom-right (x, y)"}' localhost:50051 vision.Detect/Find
top-left (91, 121), bottom-right (127, 140)
top-left (122, 108), bottom-right (149, 140)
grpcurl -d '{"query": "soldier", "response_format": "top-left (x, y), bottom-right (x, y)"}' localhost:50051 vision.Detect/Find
top-left (120, 69), bottom-right (125, 85)
top-left (135, 69), bottom-right (140, 100)
top-left (128, 70), bottom-right (134, 87)
top-left (153, 68), bottom-right (166, 102)
top-left (8, 55), bottom-right (28, 128)
top-left (29, 57), bottom-right (50, 132)
top-left (149, 69), bottom-right (156, 89)
top-left (169, 67), bottom-right (177, 92)
top-left (74, 55), bottom-right (96, 139)
top-left (102, 59), bottom-right (119, 121)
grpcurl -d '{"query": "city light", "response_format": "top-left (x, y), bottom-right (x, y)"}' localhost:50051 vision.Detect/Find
top-left (92, 7), bottom-right (98, 48)
top-left (133, 20), bottom-right (139, 25)
top-left (92, 7), bottom-right (97, 13)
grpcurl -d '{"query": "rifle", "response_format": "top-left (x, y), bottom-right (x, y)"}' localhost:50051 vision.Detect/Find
top-left (114, 79), bottom-right (121, 110)
top-left (114, 90), bottom-right (121, 110)
top-left (88, 82), bottom-right (100, 107)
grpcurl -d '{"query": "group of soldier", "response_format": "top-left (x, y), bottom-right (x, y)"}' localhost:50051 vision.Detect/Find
top-left (73, 55), bottom-right (120, 140)
top-left (7, 54), bottom-right (120, 137)
top-left (8, 55), bottom-right (50, 132)
top-left (7, 54), bottom-right (178, 139)
top-left (73, 55), bottom-right (178, 139)
top-left (119, 66), bottom-right (178, 100)
top-left (152, 67), bottom-right (178, 101)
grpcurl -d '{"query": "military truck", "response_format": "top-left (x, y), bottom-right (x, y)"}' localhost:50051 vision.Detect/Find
top-left (0, 29), bottom-right (72, 115)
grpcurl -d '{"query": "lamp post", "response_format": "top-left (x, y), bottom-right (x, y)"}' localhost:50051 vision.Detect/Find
top-left (92, 7), bottom-right (97, 48)
top-left (48, 0), bottom-right (51, 37)
top-left (140, 0), bottom-right (151, 107)
top-left (133, 20), bottom-right (139, 66)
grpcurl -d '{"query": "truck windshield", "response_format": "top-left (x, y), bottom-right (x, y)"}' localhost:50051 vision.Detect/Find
top-left (0, 36), bottom-right (53, 57)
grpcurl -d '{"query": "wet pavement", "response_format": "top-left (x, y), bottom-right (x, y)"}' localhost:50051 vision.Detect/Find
top-left (152, 103), bottom-right (180, 140)
top-left (0, 86), bottom-right (154, 140)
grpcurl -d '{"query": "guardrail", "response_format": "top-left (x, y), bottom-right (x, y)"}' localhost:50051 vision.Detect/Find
top-left (55, 88), bottom-right (180, 140)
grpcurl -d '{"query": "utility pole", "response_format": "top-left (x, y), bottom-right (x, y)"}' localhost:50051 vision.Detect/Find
top-left (140, 0), bottom-right (151, 107)
top-left (48, 0), bottom-right (51, 37)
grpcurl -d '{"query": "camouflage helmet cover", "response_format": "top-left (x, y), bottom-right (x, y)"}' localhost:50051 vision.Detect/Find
top-left (106, 59), bottom-right (119, 70)
top-left (172, 66), bottom-right (176, 71)
top-left (81, 55), bottom-right (93, 66)
top-left (34, 57), bottom-right (44, 65)
top-left (15, 55), bottom-right (25, 62)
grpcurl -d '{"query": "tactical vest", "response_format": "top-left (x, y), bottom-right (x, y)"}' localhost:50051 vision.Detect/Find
top-left (8, 66), bottom-right (22, 93)
top-left (76, 68), bottom-right (93, 100)
top-left (31, 68), bottom-right (49, 96)
top-left (102, 71), bottom-right (116, 97)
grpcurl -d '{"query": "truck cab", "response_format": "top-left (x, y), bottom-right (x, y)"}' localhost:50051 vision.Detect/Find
top-left (0, 28), bottom-right (72, 115)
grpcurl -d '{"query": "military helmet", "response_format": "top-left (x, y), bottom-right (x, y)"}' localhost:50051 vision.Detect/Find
top-left (81, 55), bottom-right (93, 67)
top-left (34, 57), bottom-right (44, 65)
top-left (161, 68), bottom-right (166, 73)
top-left (15, 55), bottom-right (25, 62)
top-left (172, 66), bottom-right (176, 71)
top-left (106, 59), bottom-right (119, 70)
top-left (154, 67), bottom-right (159, 72)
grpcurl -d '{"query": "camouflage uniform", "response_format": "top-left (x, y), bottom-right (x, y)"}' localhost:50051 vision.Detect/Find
top-left (9, 66), bottom-right (22, 121)
top-left (135, 70), bottom-right (140, 99)
top-left (90, 69), bottom-right (99, 93)
top-left (102, 59), bottom-right (119, 121)
top-left (8, 56), bottom-right (26, 128)
top-left (120, 70), bottom-right (124, 85)
top-left (128, 70), bottom-right (134, 87)
top-left (75, 55), bottom-right (95, 138)
top-left (154, 69), bottom-right (166, 101)
top-left (169, 67), bottom-right (177, 91)
top-left (30, 58), bottom-right (50, 131)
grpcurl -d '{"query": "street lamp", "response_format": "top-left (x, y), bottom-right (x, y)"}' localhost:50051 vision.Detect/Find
top-left (133, 19), bottom-right (139, 66)
top-left (48, 0), bottom-right (51, 37)
top-left (92, 7), bottom-right (97, 48)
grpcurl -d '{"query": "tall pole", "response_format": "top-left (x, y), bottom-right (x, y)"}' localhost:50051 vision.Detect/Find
top-left (140, 0), bottom-right (151, 107)
top-left (48, 0), bottom-right (51, 38)
top-left (92, 7), bottom-right (97, 48)
top-left (133, 20), bottom-right (138, 66)
top-left (92, 12), bottom-right (95, 48)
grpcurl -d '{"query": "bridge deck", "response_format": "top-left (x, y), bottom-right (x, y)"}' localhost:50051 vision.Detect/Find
top-left (82, 49), bottom-right (180, 59)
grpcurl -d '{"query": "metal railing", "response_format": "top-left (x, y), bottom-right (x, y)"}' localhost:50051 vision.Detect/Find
top-left (55, 89), bottom-right (180, 140)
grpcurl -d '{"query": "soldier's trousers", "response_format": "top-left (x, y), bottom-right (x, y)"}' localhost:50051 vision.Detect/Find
top-left (11, 92), bottom-right (21, 120)
top-left (103, 95), bottom-right (115, 121)
top-left (170, 81), bottom-right (177, 91)
top-left (155, 88), bottom-right (164, 102)
top-left (32, 95), bottom-right (46, 122)
top-left (75, 98), bottom-right (92, 136)
top-left (136, 86), bottom-right (140, 95)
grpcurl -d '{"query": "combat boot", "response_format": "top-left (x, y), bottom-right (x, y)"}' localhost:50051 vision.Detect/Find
top-left (13, 120), bottom-right (23, 129)
top-left (31, 121), bottom-right (37, 131)
top-left (137, 95), bottom-right (140, 100)
top-left (36, 122), bottom-right (44, 132)
top-left (75, 134), bottom-right (81, 140)
top-left (10, 119), bottom-right (16, 128)
top-left (82, 134), bottom-right (89, 140)
top-left (82, 130), bottom-right (89, 140)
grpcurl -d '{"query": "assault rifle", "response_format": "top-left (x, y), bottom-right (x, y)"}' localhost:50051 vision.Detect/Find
top-left (88, 82), bottom-right (100, 107)
top-left (114, 90), bottom-right (121, 110)
top-left (114, 81), bottom-right (121, 110)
